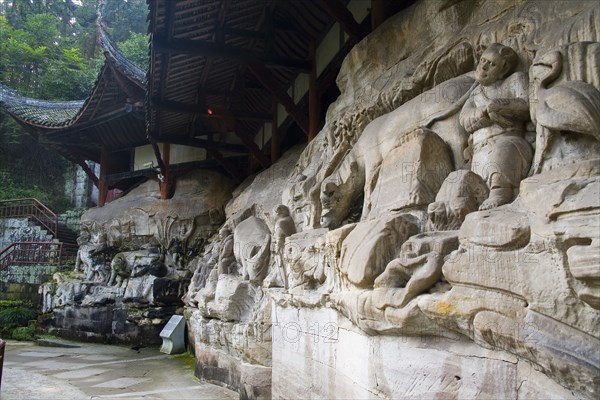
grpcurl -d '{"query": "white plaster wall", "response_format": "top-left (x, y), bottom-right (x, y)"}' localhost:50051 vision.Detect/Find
top-left (134, 143), bottom-right (207, 170)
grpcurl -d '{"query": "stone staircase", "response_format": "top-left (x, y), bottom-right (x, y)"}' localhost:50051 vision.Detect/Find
top-left (0, 199), bottom-right (81, 270)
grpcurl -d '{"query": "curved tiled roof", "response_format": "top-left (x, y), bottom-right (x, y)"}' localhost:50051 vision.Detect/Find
top-left (97, 11), bottom-right (146, 87)
top-left (0, 85), bottom-right (84, 128)
top-left (0, 24), bottom-right (146, 131)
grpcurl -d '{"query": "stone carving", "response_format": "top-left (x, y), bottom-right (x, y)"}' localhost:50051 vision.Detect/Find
top-left (337, 213), bottom-right (420, 288)
top-left (185, 238), bottom-right (222, 308)
top-left (162, 217), bottom-right (195, 265)
top-left (33, 2), bottom-right (600, 399)
top-left (426, 170), bottom-right (489, 231)
top-left (285, 229), bottom-right (328, 290)
top-left (107, 246), bottom-right (164, 288)
top-left (530, 42), bottom-right (600, 173)
top-left (567, 238), bottom-right (600, 309)
top-left (40, 170), bottom-right (235, 345)
top-left (216, 226), bottom-right (235, 275)
top-left (374, 231), bottom-right (459, 308)
top-left (74, 225), bottom-right (109, 283)
top-left (272, 205), bottom-right (296, 289)
top-left (459, 43), bottom-right (532, 210)
top-left (181, 2), bottom-right (600, 399)
top-left (318, 75), bottom-right (474, 229)
top-left (233, 216), bottom-right (271, 283)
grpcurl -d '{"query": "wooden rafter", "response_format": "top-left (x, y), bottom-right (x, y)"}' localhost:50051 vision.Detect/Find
top-left (320, 0), bottom-right (368, 41)
top-left (248, 62), bottom-right (309, 136)
top-left (106, 62), bottom-right (144, 103)
top-left (234, 122), bottom-right (271, 169)
top-left (154, 38), bottom-right (312, 72)
top-left (64, 147), bottom-right (100, 188)
top-left (161, 135), bottom-right (247, 154)
top-left (151, 98), bottom-right (271, 121)
top-left (154, 0), bottom-right (177, 138)
top-left (221, 26), bottom-right (266, 40)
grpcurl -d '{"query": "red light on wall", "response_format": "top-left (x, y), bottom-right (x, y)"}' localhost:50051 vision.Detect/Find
top-left (207, 108), bottom-right (213, 115)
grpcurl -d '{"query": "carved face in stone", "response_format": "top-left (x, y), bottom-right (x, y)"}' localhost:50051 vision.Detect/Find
top-left (320, 182), bottom-right (342, 229)
top-left (275, 205), bottom-right (290, 218)
top-left (77, 232), bottom-right (90, 246)
top-left (476, 49), bottom-right (509, 86)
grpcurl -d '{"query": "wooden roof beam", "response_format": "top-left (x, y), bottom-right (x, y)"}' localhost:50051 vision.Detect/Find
top-left (154, 37), bottom-right (312, 72)
top-left (106, 63), bottom-right (145, 102)
top-left (321, 0), bottom-right (368, 41)
top-left (161, 135), bottom-right (248, 154)
top-left (64, 146), bottom-right (100, 188)
top-left (248, 62), bottom-right (309, 136)
top-left (151, 98), bottom-right (271, 121)
top-left (234, 128), bottom-right (271, 170)
top-left (221, 26), bottom-right (266, 40)
top-left (148, 137), bottom-right (167, 174)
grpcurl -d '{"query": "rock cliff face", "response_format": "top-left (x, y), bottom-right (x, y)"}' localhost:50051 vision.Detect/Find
top-left (42, 1), bottom-right (599, 398)
top-left (40, 170), bottom-right (235, 344)
top-left (186, 1), bottom-right (599, 398)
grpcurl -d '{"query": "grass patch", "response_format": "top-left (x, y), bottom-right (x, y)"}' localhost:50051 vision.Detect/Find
top-left (0, 300), bottom-right (38, 340)
top-left (175, 350), bottom-right (197, 369)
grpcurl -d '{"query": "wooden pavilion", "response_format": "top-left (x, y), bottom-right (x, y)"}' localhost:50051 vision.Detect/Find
top-left (0, 0), bottom-right (415, 207)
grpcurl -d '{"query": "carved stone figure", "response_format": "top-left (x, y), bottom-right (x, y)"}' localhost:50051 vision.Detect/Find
top-left (184, 240), bottom-right (218, 307)
top-left (167, 218), bottom-right (195, 265)
top-left (373, 231), bottom-right (459, 308)
top-left (317, 75), bottom-right (474, 229)
top-left (233, 216), bottom-right (271, 283)
top-left (107, 246), bottom-right (163, 288)
top-left (285, 229), bottom-right (328, 290)
top-left (426, 170), bottom-right (489, 231)
top-left (272, 205), bottom-right (296, 289)
top-left (458, 43), bottom-right (532, 210)
top-left (216, 226), bottom-right (235, 275)
top-left (530, 43), bottom-right (600, 173)
top-left (74, 227), bottom-right (109, 283)
top-left (337, 213), bottom-right (420, 288)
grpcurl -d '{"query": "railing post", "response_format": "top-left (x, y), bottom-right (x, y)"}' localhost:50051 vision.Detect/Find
top-left (0, 338), bottom-right (5, 389)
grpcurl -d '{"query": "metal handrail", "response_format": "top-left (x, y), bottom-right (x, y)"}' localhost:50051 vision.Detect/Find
top-left (0, 241), bottom-right (66, 271)
top-left (0, 198), bottom-right (58, 237)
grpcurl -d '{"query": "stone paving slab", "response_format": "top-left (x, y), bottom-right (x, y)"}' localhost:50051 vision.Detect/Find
top-left (0, 340), bottom-right (238, 400)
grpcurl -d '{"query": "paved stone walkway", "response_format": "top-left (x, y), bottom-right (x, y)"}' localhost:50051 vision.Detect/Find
top-left (0, 340), bottom-right (238, 400)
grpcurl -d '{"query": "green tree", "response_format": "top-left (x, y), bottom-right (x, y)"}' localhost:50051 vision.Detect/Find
top-left (101, 0), bottom-right (148, 42)
top-left (118, 31), bottom-right (149, 70)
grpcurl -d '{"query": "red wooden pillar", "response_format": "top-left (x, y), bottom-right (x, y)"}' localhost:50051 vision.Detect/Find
top-left (308, 42), bottom-right (319, 142)
top-left (98, 146), bottom-right (109, 207)
top-left (160, 143), bottom-right (171, 199)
